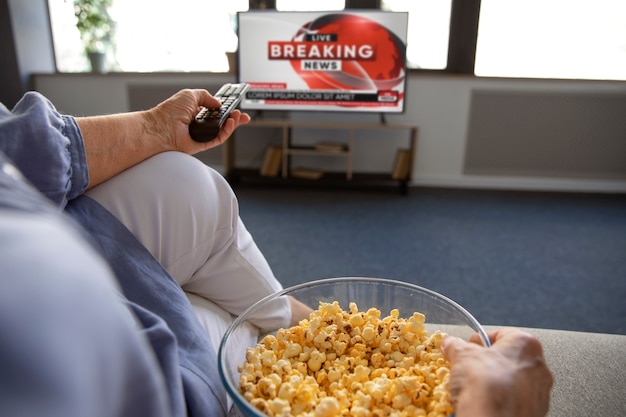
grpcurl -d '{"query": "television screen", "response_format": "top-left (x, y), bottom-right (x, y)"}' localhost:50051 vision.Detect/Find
top-left (237, 10), bottom-right (409, 113)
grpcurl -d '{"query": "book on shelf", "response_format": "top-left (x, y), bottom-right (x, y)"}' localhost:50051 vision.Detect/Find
top-left (290, 167), bottom-right (324, 180)
top-left (391, 148), bottom-right (412, 180)
top-left (315, 142), bottom-right (347, 153)
top-left (260, 146), bottom-right (282, 177)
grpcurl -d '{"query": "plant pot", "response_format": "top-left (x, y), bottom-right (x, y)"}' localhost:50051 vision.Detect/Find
top-left (87, 51), bottom-right (107, 74)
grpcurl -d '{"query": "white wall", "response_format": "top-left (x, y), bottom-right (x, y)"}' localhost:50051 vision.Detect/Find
top-left (32, 73), bottom-right (626, 193)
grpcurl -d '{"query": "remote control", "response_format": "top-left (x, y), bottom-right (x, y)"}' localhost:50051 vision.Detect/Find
top-left (189, 83), bottom-right (250, 142)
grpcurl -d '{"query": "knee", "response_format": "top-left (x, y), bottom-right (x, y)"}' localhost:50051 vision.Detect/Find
top-left (157, 152), bottom-right (232, 194)
top-left (153, 152), bottom-right (238, 218)
top-left (89, 151), bottom-right (238, 220)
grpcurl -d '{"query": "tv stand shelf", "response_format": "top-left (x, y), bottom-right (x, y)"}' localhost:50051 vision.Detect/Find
top-left (223, 119), bottom-right (418, 193)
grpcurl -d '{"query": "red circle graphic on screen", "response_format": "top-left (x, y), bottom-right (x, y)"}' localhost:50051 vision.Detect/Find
top-left (289, 14), bottom-right (406, 91)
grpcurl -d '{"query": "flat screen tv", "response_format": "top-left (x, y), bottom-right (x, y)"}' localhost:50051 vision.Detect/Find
top-left (237, 10), bottom-right (409, 113)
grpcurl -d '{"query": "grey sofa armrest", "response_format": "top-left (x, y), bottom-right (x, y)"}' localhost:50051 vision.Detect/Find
top-left (485, 326), bottom-right (626, 416)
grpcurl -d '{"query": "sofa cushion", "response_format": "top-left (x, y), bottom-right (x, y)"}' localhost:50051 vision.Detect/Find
top-left (485, 327), bottom-right (626, 417)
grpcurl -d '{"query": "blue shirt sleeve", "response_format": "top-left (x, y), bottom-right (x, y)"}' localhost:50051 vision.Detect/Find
top-left (0, 91), bottom-right (89, 210)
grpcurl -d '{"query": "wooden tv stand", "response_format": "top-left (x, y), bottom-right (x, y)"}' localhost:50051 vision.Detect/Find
top-left (223, 119), bottom-right (418, 194)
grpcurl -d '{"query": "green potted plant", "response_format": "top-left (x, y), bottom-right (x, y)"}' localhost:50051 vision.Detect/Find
top-left (72, 0), bottom-right (114, 73)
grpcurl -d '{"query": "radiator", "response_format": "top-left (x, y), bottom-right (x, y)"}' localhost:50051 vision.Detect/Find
top-left (464, 90), bottom-right (626, 180)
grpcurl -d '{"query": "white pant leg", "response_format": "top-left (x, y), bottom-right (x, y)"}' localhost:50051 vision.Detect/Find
top-left (86, 152), bottom-right (290, 332)
top-left (186, 293), bottom-right (260, 411)
top-left (185, 293), bottom-right (259, 359)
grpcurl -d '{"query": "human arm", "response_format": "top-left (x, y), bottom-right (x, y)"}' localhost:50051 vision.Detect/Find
top-left (442, 328), bottom-right (554, 417)
top-left (0, 90), bottom-right (249, 206)
top-left (76, 88), bottom-right (250, 188)
top-left (288, 296), bottom-right (314, 327)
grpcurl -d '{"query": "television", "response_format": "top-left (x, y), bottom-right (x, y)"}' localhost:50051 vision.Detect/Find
top-left (236, 10), bottom-right (409, 114)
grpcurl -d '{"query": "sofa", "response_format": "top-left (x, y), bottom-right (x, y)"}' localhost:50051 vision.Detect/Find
top-left (484, 326), bottom-right (625, 416)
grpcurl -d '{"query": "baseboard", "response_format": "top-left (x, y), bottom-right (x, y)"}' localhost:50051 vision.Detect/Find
top-left (411, 174), bottom-right (626, 194)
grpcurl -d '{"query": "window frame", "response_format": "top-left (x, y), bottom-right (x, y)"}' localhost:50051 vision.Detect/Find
top-left (445, 0), bottom-right (481, 74)
top-left (343, 0), bottom-right (481, 75)
top-left (45, 0), bottom-right (479, 75)
top-left (340, 0), bottom-right (481, 75)
top-left (327, 0), bottom-right (482, 75)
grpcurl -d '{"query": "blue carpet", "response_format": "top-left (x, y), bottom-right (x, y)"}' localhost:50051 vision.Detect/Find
top-left (234, 186), bottom-right (626, 335)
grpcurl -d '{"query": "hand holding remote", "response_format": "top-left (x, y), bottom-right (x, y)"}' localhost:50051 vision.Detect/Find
top-left (189, 83), bottom-right (250, 142)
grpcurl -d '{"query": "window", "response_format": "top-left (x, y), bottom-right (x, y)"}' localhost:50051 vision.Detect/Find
top-left (48, 0), bottom-right (91, 72)
top-left (48, 0), bottom-right (248, 72)
top-left (381, 0), bottom-right (453, 70)
top-left (48, 0), bottom-right (625, 80)
top-left (49, 0), bottom-right (450, 73)
top-left (475, 0), bottom-right (626, 81)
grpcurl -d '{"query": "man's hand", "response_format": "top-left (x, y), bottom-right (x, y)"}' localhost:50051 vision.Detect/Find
top-left (147, 88), bottom-right (251, 155)
top-left (442, 328), bottom-right (553, 417)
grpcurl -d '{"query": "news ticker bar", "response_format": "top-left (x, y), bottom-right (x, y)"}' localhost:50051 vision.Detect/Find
top-left (245, 90), bottom-right (399, 103)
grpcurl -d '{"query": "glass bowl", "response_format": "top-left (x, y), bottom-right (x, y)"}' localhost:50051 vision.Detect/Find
top-left (218, 277), bottom-right (490, 417)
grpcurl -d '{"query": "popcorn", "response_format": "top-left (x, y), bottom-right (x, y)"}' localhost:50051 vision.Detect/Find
top-left (238, 301), bottom-right (453, 417)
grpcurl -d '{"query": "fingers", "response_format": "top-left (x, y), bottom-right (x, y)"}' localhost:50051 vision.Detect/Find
top-left (157, 88), bottom-right (251, 153)
top-left (489, 328), bottom-right (546, 360)
top-left (443, 330), bottom-right (492, 359)
top-left (443, 328), bottom-right (553, 417)
top-left (468, 331), bottom-right (490, 346)
top-left (443, 328), bottom-right (544, 362)
top-left (189, 88), bottom-right (220, 110)
top-left (220, 110), bottom-right (245, 134)
top-left (441, 335), bottom-right (474, 363)
top-left (236, 110), bottom-right (252, 125)
top-left (225, 109), bottom-right (251, 130)
top-left (203, 110), bottom-right (251, 149)
top-left (178, 88), bottom-right (251, 131)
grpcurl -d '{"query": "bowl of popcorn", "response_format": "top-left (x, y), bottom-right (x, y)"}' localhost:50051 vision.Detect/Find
top-left (218, 277), bottom-right (490, 417)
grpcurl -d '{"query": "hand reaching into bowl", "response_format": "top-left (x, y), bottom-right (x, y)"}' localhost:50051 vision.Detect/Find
top-left (442, 328), bottom-right (554, 417)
